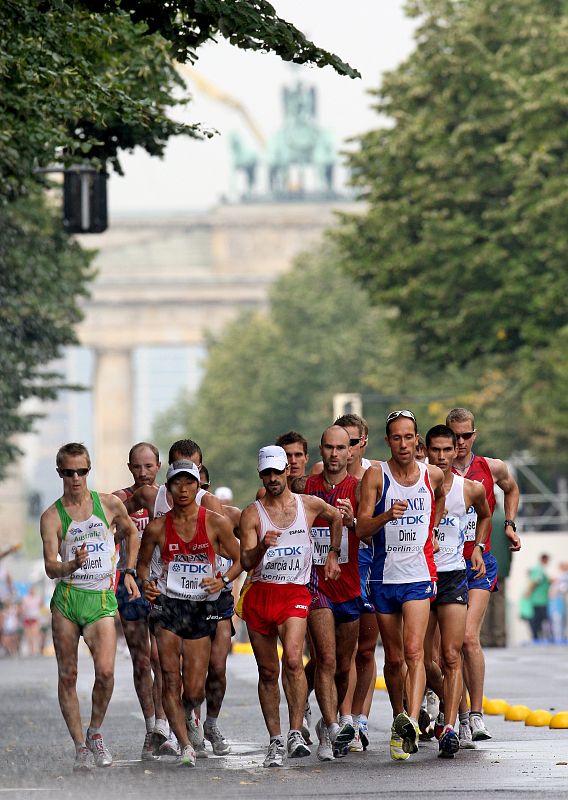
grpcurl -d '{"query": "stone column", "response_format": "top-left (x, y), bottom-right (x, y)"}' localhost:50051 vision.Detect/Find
top-left (93, 347), bottom-right (133, 492)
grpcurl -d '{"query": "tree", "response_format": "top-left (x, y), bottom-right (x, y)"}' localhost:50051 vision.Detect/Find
top-left (0, 0), bottom-right (357, 480)
top-left (337, 0), bottom-right (568, 370)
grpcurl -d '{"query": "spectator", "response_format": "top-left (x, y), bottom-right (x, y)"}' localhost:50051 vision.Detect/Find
top-left (525, 554), bottom-right (551, 642)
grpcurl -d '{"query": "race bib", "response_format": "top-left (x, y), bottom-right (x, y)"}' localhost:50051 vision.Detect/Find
top-left (166, 555), bottom-right (220, 601)
top-left (260, 544), bottom-right (307, 583)
top-left (311, 526), bottom-right (349, 565)
top-left (463, 506), bottom-right (477, 541)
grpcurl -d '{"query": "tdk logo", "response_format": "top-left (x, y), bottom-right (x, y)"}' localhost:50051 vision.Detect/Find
top-left (182, 564), bottom-right (208, 574)
top-left (73, 542), bottom-right (104, 553)
top-left (267, 546), bottom-right (302, 557)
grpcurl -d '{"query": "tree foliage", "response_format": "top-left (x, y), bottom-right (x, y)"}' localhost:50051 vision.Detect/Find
top-left (337, 0), bottom-right (568, 370)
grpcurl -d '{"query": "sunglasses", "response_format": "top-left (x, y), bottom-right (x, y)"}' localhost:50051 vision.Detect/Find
top-left (59, 468), bottom-right (89, 477)
top-left (200, 482), bottom-right (210, 490)
top-left (259, 468), bottom-right (286, 477)
top-left (386, 409), bottom-right (416, 423)
top-left (349, 437), bottom-right (361, 447)
top-left (455, 430), bottom-right (476, 441)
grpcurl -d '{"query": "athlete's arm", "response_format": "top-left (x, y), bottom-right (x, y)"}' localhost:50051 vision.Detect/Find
top-left (466, 480), bottom-right (491, 579)
top-left (123, 484), bottom-right (156, 517)
top-left (200, 491), bottom-right (224, 515)
top-left (309, 461), bottom-right (324, 476)
top-left (239, 504), bottom-right (270, 572)
top-left (302, 495), bottom-right (342, 581)
top-left (137, 517), bottom-right (166, 601)
top-left (40, 506), bottom-right (89, 579)
top-left (356, 465), bottom-right (397, 539)
top-left (104, 494), bottom-right (140, 599)
top-left (486, 457), bottom-right (521, 550)
top-left (201, 511), bottom-right (242, 594)
top-left (289, 476), bottom-right (308, 493)
top-left (427, 464), bottom-right (446, 527)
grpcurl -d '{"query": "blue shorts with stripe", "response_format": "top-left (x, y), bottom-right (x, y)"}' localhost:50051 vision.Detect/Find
top-left (369, 580), bottom-right (437, 614)
top-left (358, 544), bottom-right (376, 613)
top-left (466, 550), bottom-right (499, 592)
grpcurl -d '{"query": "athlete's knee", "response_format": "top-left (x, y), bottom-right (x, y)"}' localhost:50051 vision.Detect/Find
top-left (462, 629), bottom-right (481, 653)
top-left (356, 638), bottom-right (377, 666)
top-left (58, 665), bottom-right (78, 689)
top-left (94, 665), bottom-right (115, 687)
top-left (442, 646), bottom-right (462, 672)
top-left (403, 642), bottom-right (424, 667)
top-left (383, 650), bottom-right (404, 674)
top-left (283, 651), bottom-right (304, 675)
top-left (133, 651), bottom-right (152, 679)
top-left (258, 663), bottom-right (280, 685)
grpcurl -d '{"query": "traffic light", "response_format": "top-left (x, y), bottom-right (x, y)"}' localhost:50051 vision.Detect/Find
top-left (63, 169), bottom-right (107, 233)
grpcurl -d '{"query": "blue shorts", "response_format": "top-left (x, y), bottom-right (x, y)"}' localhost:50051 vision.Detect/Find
top-left (432, 569), bottom-right (468, 606)
top-left (358, 545), bottom-right (376, 614)
top-left (116, 574), bottom-right (151, 622)
top-left (466, 551), bottom-right (499, 592)
top-left (209, 589), bottom-right (235, 621)
top-left (370, 580), bottom-right (437, 614)
top-left (310, 589), bottom-right (364, 623)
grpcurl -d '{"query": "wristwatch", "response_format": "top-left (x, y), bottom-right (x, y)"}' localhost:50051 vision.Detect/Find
top-left (474, 542), bottom-right (486, 552)
top-left (504, 519), bottom-right (517, 532)
top-left (123, 568), bottom-right (136, 577)
top-left (329, 546), bottom-right (341, 556)
top-left (221, 574), bottom-right (230, 587)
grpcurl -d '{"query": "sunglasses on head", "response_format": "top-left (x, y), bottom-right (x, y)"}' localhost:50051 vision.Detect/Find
top-left (386, 409), bottom-right (416, 423)
top-left (59, 468), bottom-right (89, 477)
top-left (455, 430), bottom-right (476, 441)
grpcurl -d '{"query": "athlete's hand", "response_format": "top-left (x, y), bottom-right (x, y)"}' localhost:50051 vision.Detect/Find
top-left (506, 527), bottom-right (521, 551)
top-left (262, 529), bottom-right (280, 549)
top-left (142, 579), bottom-right (160, 602)
top-left (73, 544), bottom-right (88, 571)
top-left (201, 576), bottom-right (223, 594)
top-left (470, 549), bottom-right (486, 579)
top-left (125, 573), bottom-right (140, 600)
top-left (336, 498), bottom-right (354, 527)
top-left (324, 550), bottom-right (341, 581)
top-left (389, 500), bottom-right (408, 522)
top-left (432, 534), bottom-right (440, 554)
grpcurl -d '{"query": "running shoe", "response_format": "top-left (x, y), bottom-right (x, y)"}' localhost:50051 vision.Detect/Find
top-left (393, 711), bottom-right (419, 755)
top-left (73, 745), bottom-right (92, 772)
top-left (349, 721), bottom-right (364, 752)
top-left (459, 720), bottom-right (476, 749)
top-left (204, 722), bottom-right (231, 755)
top-left (434, 710), bottom-right (445, 741)
top-left (438, 727), bottom-right (460, 759)
top-left (418, 707), bottom-right (434, 741)
top-left (301, 699), bottom-right (312, 744)
top-left (426, 689), bottom-right (439, 723)
top-left (315, 718), bottom-right (334, 762)
top-left (470, 713), bottom-right (492, 741)
top-left (358, 718), bottom-right (369, 751)
top-left (152, 718), bottom-right (169, 752)
top-left (287, 730), bottom-right (311, 759)
top-left (263, 738), bottom-right (286, 768)
top-left (389, 726), bottom-right (410, 761)
top-left (331, 721), bottom-right (355, 758)
top-left (86, 733), bottom-right (112, 767)
top-left (176, 744), bottom-right (196, 767)
top-left (187, 709), bottom-right (207, 757)
top-left (159, 733), bottom-right (180, 757)
top-left (141, 730), bottom-right (157, 761)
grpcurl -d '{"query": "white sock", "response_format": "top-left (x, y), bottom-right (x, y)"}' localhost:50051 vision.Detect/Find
top-left (87, 727), bottom-right (100, 740)
top-left (145, 715), bottom-right (156, 733)
top-left (327, 722), bottom-right (340, 739)
top-left (339, 714), bottom-right (353, 726)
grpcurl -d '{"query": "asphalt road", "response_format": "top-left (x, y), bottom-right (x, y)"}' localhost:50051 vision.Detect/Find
top-left (1, 644), bottom-right (567, 799)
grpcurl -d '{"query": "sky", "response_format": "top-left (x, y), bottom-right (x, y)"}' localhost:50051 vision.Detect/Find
top-left (109, 1), bottom-right (417, 214)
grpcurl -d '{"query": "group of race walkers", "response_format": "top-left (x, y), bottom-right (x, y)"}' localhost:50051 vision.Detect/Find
top-left (39, 406), bottom-right (521, 771)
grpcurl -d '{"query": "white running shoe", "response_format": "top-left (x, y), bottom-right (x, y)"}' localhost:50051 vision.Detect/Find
top-left (263, 738), bottom-right (285, 768)
top-left (315, 718), bottom-right (334, 762)
top-left (349, 721), bottom-right (364, 752)
top-left (73, 745), bottom-right (92, 772)
top-left (152, 718), bottom-right (169, 753)
top-left (301, 700), bottom-right (312, 743)
top-left (204, 722), bottom-right (231, 755)
top-left (187, 710), bottom-right (207, 757)
top-left (426, 689), bottom-right (439, 722)
top-left (86, 733), bottom-right (112, 767)
top-left (459, 720), bottom-right (476, 749)
top-left (470, 713), bottom-right (492, 741)
top-left (176, 744), bottom-right (196, 767)
top-left (287, 730), bottom-right (311, 758)
top-left (159, 733), bottom-right (180, 757)
top-left (141, 730), bottom-right (157, 761)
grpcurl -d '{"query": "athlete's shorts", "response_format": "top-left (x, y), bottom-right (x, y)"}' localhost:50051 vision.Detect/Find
top-left (239, 581), bottom-right (311, 636)
top-left (432, 569), bottom-right (468, 606)
top-left (358, 544), bottom-right (376, 613)
top-left (149, 594), bottom-right (218, 640)
top-left (466, 551), bottom-right (499, 592)
top-left (51, 581), bottom-right (117, 631)
top-left (209, 589), bottom-right (236, 637)
top-left (370, 580), bottom-right (437, 614)
top-left (116, 573), bottom-right (151, 622)
top-left (309, 589), bottom-right (364, 623)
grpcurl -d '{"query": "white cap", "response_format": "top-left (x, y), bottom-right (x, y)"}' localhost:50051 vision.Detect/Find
top-left (258, 445), bottom-right (288, 473)
top-left (166, 459), bottom-right (200, 484)
top-left (215, 486), bottom-right (233, 502)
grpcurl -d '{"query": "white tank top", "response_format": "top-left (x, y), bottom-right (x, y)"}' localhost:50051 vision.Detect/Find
top-left (435, 475), bottom-right (467, 572)
top-left (56, 492), bottom-right (116, 590)
top-left (361, 457), bottom-right (372, 470)
top-left (252, 495), bottom-right (312, 585)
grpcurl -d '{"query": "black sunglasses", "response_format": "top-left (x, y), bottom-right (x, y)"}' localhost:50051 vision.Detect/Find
top-left (59, 468), bottom-right (89, 477)
top-left (259, 468), bottom-right (286, 477)
top-left (455, 430), bottom-right (476, 441)
top-left (200, 482), bottom-right (210, 490)
top-left (349, 437), bottom-right (361, 447)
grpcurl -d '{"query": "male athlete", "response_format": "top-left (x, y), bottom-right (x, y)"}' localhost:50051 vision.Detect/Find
top-left (357, 410), bottom-right (445, 760)
top-left (446, 408), bottom-right (521, 742)
top-left (239, 445), bottom-right (343, 768)
top-left (40, 443), bottom-right (140, 771)
top-left (137, 460), bottom-right (241, 767)
top-left (424, 425), bottom-right (491, 758)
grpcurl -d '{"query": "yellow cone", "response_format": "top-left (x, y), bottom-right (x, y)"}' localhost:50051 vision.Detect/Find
top-left (525, 709), bottom-right (553, 727)
top-left (375, 675), bottom-right (387, 690)
top-left (484, 698), bottom-right (509, 716)
top-left (505, 704), bottom-right (531, 722)
top-left (549, 711), bottom-right (568, 729)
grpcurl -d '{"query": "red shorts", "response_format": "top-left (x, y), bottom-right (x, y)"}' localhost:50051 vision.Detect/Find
top-left (240, 581), bottom-right (310, 636)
